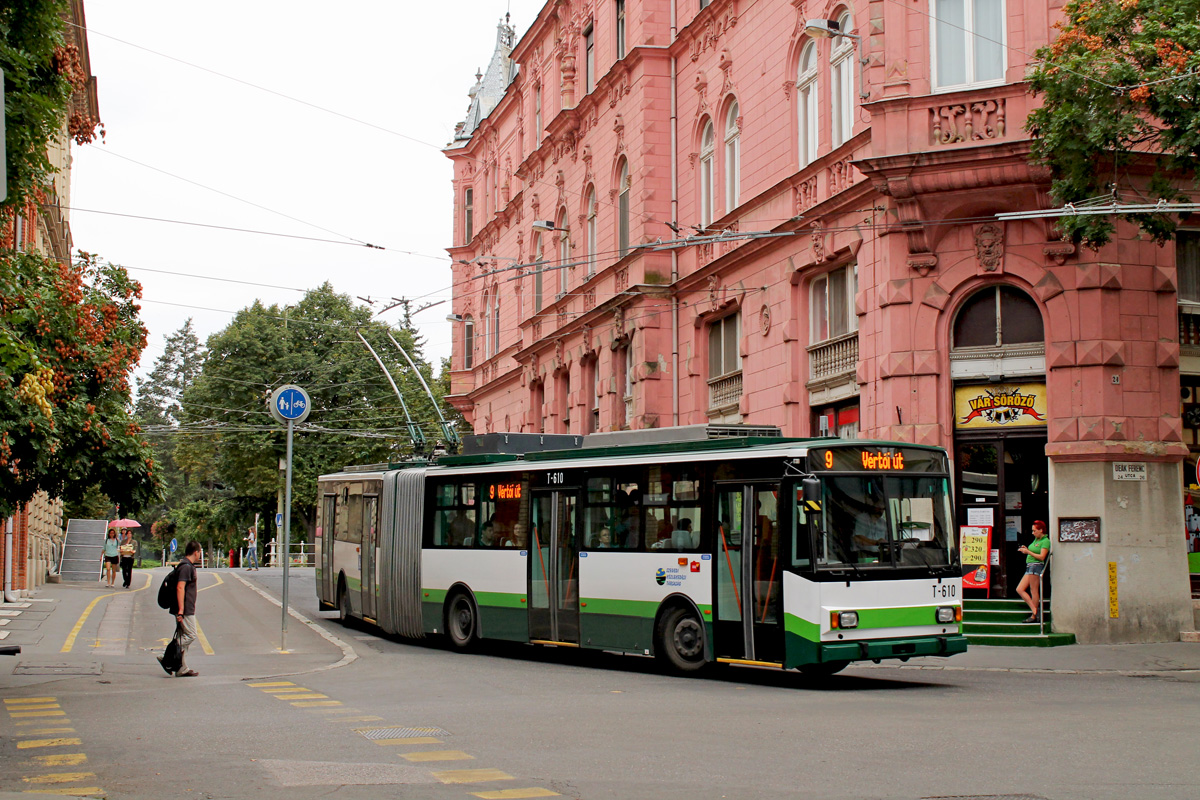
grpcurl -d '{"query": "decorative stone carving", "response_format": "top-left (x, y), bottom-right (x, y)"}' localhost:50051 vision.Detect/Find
top-left (1043, 241), bottom-right (1075, 266)
top-left (694, 72), bottom-right (708, 115)
top-left (616, 266), bottom-right (629, 292)
top-left (908, 253), bottom-right (939, 276)
top-left (827, 158), bottom-right (854, 194)
top-left (690, 0), bottom-right (740, 62)
top-left (794, 176), bottom-right (818, 215)
top-left (584, 290), bottom-right (595, 310)
top-left (533, 319), bottom-right (542, 339)
top-left (974, 222), bottom-right (1005, 272)
top-left (760, 303), bottom-right (771, 336)
top-left (613, 115), bottom-right (625, 153)
top-left (931, 98), bottom-right (1006, 145)
top-left (708, 275), bottom-right (721, 311)
top-left (719, 49), bottom-right (734, 95)
top-left (810, 221), bottom-right (825, 262)
top-left (613, 306), bottom-right (625, 335)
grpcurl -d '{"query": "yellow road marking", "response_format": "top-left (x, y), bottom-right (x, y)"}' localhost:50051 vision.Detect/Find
top-left (10, 704), bottom-right (61, 711)
top-left (17, 739), bottom-right (82, 749)
top-left (433, 769), bottom-right (514, 784)
top-left (195, 618), bottom-right (214, 655)
top-left (246, 681), bottom-right (295, 687)
top-left (5, 697), bottom-right (57, 704)
top-left (32, 754), bottom-right (88, 767)
top-left (11, 710), bottom-right (66, 718)
top-left (292, 701), bottom-right (342, 707)
top-left (261, 687), bottom-right (309, 693)
top-left (199, 573), bottom-right (224, 591)
top-left (23, 788), bottom-right (104, 796)
top-left (61, 571), bottom-right (151, 652)
top-left (273, 693), bottom-right (327, 700)
top-left (471, 790), bottom-right (562, 799)
top-left (400, 750), bottom-right (473, 763)
top-left (23, 773), bottom-right (96, 785)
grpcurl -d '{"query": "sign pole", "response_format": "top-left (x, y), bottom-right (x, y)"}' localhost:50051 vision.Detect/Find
top-left (282, 418), bottom-right (292, 652)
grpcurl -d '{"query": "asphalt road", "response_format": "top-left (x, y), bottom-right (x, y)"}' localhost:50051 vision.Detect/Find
top-left (2, 568), bottom-right (1198, 799)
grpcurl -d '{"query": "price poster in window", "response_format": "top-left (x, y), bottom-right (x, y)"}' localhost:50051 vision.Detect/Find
top-left (960, 525), bottom-right (992, 592)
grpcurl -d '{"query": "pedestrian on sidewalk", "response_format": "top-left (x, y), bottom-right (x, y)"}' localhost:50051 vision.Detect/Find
top-left (165, 541), bottom-right (202, 677)
top-left (119, 531), bottom-right (136, 588)
top-left (1016, 520), bottom-right (1051, 623)
top-left (102, 529), bottom-right (120, 587)
top-left (244, 526), bottom-right (260, 571)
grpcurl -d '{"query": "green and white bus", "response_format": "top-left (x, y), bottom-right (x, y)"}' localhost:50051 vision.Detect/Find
top-left (315, 430), bottom-right (967, 675)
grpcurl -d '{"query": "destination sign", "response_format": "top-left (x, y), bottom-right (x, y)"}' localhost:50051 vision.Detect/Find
top-left (810, 446), bottom-right (948, 474)
top-left (489, 483), bottom-right (522, 501)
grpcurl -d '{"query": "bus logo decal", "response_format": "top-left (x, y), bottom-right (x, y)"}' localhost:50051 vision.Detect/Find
top-left (655, 568), bottom-right (667, 586)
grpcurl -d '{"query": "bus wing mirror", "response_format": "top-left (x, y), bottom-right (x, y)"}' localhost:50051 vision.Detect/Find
top-left (802, 477), bottom-right (821, 504)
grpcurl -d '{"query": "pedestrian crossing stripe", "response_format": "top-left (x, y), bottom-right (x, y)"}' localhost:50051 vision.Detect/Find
top-left (292, 701), bottom-right (342, 707)
top-left (23, 772), bottom-right (96, 784)
top-left (5, 697), bottom-right (58, 704)
top-left (23, 788), bottom-right (104, 796)
top-left (471, 790), bottom-right (562, 799)
top-left (32, 754), bottom-right (88, 767)
top-left (17, 739), bottom-right (83, 749)
top-left (10, 704), bottom-right (61, 710)
top-left (261, 687), bottom-right (311, 693)
top-left (11, 711), bottom-right (67, 718)
top-left (433, 769), bottom-right (514, 784)
top-left (400, 750), bottom-right (473, 762)
top-left (273, 693), bottom-right (328, 700)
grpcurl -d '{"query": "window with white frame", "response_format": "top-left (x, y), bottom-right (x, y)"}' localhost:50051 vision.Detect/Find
top-left (933, 0), bottom-right (1005, 90)
top-left (708, 312), bottom-right (741, 380)
top-left (491, 292), bottom-right (501, 355)
top-left (1179, 231), bottom-right (1200, 303)
top-left (535, 85), bottom-right (543, 141)
top-left (699, 120), bottom-right (715, 227)
top-left (463, 316), bottom-right (475, 369)
top-left (589, 357), bottom-right (601, 432)
top-left (617, 160), bottom-right (631, 256)
top-left (481, 291), bottom-right (490, 357)
top-left (584, 25), bottom-right (595, 94)
top-left (533, 233), bottom-right (544, 312)
top-left (586, 187), bottom-right (598, 277)
top-left (557, 209), bottom-right (570, 296)
top-left (830, 13), bottom-right (855, 147)
top-left (622, 344), bottom-right (634, 426)
top-left (811, 264), bottom-right (857, 342)
top-left (724, 101), bottom-right (740, 211)
top-left (797, 42), bottom-right (818, 166)
top-left (616, 0), bottom-right (626, 59)
top-left (464, 188), bottom-right (474, 243)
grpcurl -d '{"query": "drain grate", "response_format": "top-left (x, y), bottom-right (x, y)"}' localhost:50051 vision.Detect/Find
top-left (356, 726), bottom-right (449, 740)
top-left (13, 661), bottom-right (102, 676)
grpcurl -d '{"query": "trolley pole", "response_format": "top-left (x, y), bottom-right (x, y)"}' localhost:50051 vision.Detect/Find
top-left (269, 385), bottom-right (310, 654)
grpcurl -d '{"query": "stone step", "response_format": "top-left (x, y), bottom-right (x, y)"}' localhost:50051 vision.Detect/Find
top-left (966, 632), bottom-right (1077, 647)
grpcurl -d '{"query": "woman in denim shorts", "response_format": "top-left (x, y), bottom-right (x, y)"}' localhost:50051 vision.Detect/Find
top-left (1016, 520), bottom-right (1051, 623)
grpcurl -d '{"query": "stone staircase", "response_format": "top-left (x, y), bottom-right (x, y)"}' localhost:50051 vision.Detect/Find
top-left (962, 598), bottom-right (1076, 647)
top-left (59, 519), bottom-right (109, 582)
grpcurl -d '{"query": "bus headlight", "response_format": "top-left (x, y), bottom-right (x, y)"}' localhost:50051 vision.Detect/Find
top-left (936, 606), bottom-right (956, 624)
top-left (831, 611), bottom-right (858, 629)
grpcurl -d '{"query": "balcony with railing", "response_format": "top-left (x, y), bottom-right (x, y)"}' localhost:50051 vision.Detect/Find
top-left (807, 332), bottom-right (859, 406)
top-left (707, 371), bottom-right (743, 414)
top-left (1181, 306), bottom-right (1200, 359)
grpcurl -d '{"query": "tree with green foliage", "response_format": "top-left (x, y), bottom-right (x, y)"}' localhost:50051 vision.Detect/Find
top-left (164, 284), bottom-right (446, 550)
top-left (0, 251), bottom-right (159, 517)
top-left (1026, 0), bottom-right (1200, 246)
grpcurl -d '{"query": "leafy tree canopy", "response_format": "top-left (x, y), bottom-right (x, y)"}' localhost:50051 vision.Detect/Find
top-left (0, 251), bottom-right (159, 517)
top-left (163, 284), bottom-right (449, 546)
top-left (1027, 0), bottom-right (1200, 246)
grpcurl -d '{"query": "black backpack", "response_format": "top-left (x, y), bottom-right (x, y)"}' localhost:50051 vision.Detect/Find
top-left (157, 563), bottom-right (182, 610)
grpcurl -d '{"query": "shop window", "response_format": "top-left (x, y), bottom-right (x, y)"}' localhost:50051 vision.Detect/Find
top-left (953, 286), bottom-right (1043, 348)
top-left (811, 264), bottom-right (857, 342)
top-left (933, 0), bottom-right (1005, 90)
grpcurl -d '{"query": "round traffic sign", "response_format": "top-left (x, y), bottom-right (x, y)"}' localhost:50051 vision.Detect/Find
top-left (270, 385), bottom-right (311, 424)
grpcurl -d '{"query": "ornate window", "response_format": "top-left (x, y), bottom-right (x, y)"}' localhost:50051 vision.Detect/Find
top-left (533, 233), bottom-right (544, 313)
top-left (830, 13), bottom-right (855, 147)
top-left (491, 292), bottom-right (500, 356)
top-left (797, 42), bottom-right (818, 167)
top-left (811, 264), bottom-right (857, 343)
top-left (584, 25), bottom-right (595, 94)
top-left (463, 188), bottom-right (474, 243)
top-left (933, 0), bottom-right (1005, 90)
top-left (557, 209), bottom-right (571, 297)
top-left (953, 286), bottom-right (1043, 348)
top-left (481, 291), bottom-right (490, 358)
top-left (724, 101), bottom-right (740, 211)
top-left (586, 187), bottom-right (598, 277)
top-left (617, 159), bottom-right (631, 256)
top-left (616, 0), bottom-right (626, 59)
top-left (699, 120), bottom-right (715, 227)
top-left (463, 316), bottom-right (475, 369)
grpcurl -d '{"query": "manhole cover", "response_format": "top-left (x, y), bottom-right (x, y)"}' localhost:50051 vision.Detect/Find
top-left (14, 661), bottom-right (102, 675)
top-left (356, 726), bottom-right (449, 740)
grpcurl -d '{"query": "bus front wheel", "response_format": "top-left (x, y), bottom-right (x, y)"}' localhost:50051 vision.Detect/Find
top-left (656, 607), bottom-right (706, 673)
top-left (446, 593), bottom-right (478, 650)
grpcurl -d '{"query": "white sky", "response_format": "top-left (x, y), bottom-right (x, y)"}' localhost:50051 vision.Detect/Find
top-left (71, 1), bottom-right (544, 385)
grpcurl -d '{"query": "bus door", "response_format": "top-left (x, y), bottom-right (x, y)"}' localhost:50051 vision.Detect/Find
top-left (361, 495), bottom-right (378, 621)
top-left (714, 483), bottom-right (782, 663)
top-left (529, 488), bottom-right (580, 644)
top-left (319, 493), bottom-right (337, 605)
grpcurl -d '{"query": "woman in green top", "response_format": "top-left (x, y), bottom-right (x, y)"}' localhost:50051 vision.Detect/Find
top-left (102, 529), bottom-right (121, 588)
top-left (1016, 519), bottom-right (1051, 623)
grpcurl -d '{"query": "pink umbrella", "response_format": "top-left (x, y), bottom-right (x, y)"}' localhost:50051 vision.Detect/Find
top-left (108, 519), bottom-right (141, 529)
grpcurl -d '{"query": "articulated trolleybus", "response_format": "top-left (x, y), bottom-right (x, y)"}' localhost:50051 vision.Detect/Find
top-left (316, 428), bottom-right (966, 676)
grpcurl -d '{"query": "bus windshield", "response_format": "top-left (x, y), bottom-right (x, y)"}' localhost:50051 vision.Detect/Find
top-left (809, 475), bottom-right (955, 571)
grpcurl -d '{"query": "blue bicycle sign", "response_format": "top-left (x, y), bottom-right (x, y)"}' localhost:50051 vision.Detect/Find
top-left (270, 385), bottom-right (311, 424)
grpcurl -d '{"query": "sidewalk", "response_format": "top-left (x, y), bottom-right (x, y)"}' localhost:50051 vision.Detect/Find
top-left (853, 640), bottom-right (1200, 674)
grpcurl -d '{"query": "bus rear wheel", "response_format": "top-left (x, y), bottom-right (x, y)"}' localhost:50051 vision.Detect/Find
top-left (337, 584), bottom-right (353, 627)
top-left (446, 593), bottom-right (478, 650)
top-left (799, 660), bottom-right (849, 678)
top-left (656, 607), bottom-right (706, 673)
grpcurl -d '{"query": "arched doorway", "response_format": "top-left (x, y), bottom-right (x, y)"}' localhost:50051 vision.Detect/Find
top-left (950, 285), bottom-right (1049, 597)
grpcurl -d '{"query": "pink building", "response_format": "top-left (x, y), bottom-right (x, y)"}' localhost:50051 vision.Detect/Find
top-left (443, 1), bottom-right (1197, 642)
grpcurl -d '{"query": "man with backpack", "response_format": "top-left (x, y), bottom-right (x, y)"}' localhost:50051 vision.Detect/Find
top-left (157, 541), bottom-right (202, 677)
